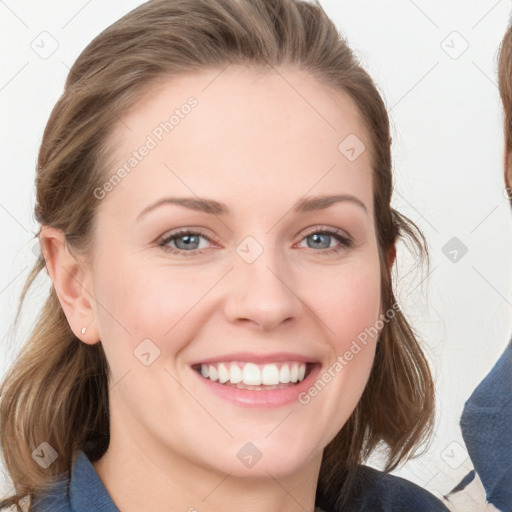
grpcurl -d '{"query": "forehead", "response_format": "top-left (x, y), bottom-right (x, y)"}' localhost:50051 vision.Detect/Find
top-left (99, 65), bottom-right (373, 219)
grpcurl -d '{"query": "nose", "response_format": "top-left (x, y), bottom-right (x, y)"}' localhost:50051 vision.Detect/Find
top-left (223, 241), bottom-right (304, 331)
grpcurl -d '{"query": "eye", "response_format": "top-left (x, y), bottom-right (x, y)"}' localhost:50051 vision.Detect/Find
top-left (158, 229), bottom-right (216, 255)
top-left (157, 227), bottom-right (352, 257)
top-left (297, 228), bottom-right (352, 254)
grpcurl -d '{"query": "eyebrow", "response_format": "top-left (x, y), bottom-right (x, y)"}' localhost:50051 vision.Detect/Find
top-left (136, 193), bottom-right (368, 220)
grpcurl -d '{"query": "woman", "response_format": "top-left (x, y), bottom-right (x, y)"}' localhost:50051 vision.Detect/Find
top-left (0, 0), bottom-right (448, 510)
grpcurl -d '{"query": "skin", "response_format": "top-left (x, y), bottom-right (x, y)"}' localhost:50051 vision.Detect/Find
top-left (41, 65), bottom-right (392, 512)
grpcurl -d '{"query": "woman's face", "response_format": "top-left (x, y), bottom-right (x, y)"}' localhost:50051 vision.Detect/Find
top-left (86, 66), bottom-right (383, 478)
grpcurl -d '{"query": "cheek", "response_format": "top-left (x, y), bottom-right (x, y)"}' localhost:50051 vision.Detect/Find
top-left (91, 255), bottom-right (215, 363)
top-left (310, 259), bottom-right (382, 349)
top-left (295, 257), bottom-right (382, 444)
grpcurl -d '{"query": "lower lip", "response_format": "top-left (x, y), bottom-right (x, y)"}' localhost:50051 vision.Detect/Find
top-left (192, 364), bottom-right (322, 407)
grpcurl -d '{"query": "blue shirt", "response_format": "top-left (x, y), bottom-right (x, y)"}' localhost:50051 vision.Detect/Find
top-left (31, 450), bottom-right (449, 511)
top-left (460, 341), bottom-right (512, 510)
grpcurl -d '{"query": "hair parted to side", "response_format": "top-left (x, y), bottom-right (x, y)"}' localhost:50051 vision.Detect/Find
top-left (0, 0), bottom-right (435, 510)
top-left (498, 16), bottom-right (512, 199)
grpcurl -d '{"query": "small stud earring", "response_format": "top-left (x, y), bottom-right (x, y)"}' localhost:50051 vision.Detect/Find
top-left (81, 327), bottom-right (86, 335)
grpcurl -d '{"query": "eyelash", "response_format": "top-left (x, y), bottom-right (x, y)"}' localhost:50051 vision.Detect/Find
top-left (157, 227), bottom-right (353, 257)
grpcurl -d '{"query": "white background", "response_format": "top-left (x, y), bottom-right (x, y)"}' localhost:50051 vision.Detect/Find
top-left (1, 0), bottom-right (511, 508)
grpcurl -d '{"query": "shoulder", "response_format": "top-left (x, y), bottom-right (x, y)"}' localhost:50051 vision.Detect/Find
top-left (337, 465), bottom-right (450, 512)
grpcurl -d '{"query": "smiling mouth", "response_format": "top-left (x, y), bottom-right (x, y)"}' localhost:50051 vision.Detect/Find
top-left (192, 361), bottom-right (314, 390)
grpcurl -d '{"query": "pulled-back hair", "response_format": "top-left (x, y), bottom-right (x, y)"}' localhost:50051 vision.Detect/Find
top-left (0, 0), bottom-right (434, 510)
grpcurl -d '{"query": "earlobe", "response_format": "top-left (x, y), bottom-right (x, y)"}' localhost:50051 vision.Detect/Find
top-left (39, 225), bottom-right (100, 345)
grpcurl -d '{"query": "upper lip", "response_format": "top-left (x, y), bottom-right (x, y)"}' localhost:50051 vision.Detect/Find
top-left (190, 352), bottom-right (319, 366)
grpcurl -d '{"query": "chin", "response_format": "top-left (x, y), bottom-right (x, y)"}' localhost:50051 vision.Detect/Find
top-left (200, 434), bottom-right (320, 479)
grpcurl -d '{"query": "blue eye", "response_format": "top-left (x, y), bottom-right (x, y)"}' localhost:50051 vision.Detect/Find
top-left (298, 228), bottom-right (353, 254)
top-left (158, 230), bottom-right (214, 255)
top-left (158, 227), bottom-right (352, 256)
top-left (307, 233), bottom-right (332, 249)
top-left (173, 233), bottom-right (200, 250)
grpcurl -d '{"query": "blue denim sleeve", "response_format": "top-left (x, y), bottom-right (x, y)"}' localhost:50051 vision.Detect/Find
top-left (460, 341), bottom-right (512, 511)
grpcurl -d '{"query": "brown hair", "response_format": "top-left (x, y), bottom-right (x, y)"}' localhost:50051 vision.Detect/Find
top-left (0, 0), bottom-right (434, 510)
top-left (499, 16), bottom-right (512, 195)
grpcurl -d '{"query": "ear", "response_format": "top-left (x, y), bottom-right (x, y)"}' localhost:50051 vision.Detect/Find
top-left (387, 242), bottom-right (396, 271)
top-left (39, 225), bottom-right (100, 345)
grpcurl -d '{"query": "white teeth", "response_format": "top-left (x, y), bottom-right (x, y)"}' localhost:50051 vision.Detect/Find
top-left (261, 364), bottom-right (279, 385)
top-left (218, 363), bottom-right (229, 384)
top-left (298, 363), bottom-right (306, 381)
top-left (279, 364), bottom-right (290, 383)
top-left (290, 363), bottom-right (299, 383)
top-left (199, 361), bottom-right (308, 386)
top-left (242, 363), bottom-right (261, 385)
top-left (208, 365), bottom-right (218, 381)
top-left (229, 365), bottom-right (242, 384)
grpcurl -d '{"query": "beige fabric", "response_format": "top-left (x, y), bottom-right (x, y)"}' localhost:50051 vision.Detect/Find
top-left (443, 472), bottom-right (499, 512)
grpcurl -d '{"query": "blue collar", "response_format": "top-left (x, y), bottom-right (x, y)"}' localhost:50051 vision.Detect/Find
top-left (69, 451), bottom-right (119, 511)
